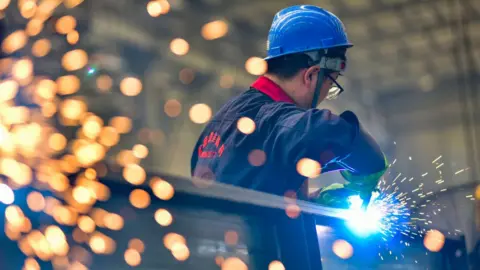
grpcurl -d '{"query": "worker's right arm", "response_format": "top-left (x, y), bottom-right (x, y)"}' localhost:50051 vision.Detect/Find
top-left (258, 103), bottom-right (387, 178)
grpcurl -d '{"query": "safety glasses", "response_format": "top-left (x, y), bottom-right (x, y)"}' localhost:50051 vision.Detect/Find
top-left (325, 74), bottom-right (345, 100)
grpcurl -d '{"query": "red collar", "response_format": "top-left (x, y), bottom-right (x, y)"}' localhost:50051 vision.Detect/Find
top-left (251, 76), bottom-right (295, 104)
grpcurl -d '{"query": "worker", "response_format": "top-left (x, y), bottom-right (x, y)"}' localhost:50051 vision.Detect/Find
top-left (191, 5), bottom-right (388, 209)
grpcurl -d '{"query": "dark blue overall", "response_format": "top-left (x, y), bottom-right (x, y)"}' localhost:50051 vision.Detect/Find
top-left (191, 76), bottom-right (386, 196)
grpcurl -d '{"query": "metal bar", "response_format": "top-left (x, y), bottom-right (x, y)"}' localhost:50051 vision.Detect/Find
top-left (141, 171), bottom-right (352, 220)
top-left (101, 171), bottom-right (336, 269)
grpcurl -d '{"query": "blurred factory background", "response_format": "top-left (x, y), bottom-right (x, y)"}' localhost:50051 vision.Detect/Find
top-left (0, 0), bottom-right (479, 269)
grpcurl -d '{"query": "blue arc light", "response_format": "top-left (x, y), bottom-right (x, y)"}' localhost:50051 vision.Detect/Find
top-left (346, 194), bottom-right (382, 236)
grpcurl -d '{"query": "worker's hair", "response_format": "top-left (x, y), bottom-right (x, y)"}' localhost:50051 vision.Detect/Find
top-left (266, 47), bottom-right (348, 80)
top-left (266, 53), bottom-right (313, 80)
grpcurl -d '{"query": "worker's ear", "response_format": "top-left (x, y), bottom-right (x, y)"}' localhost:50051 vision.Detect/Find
top-left (304, 65), bottom-right (320, 86)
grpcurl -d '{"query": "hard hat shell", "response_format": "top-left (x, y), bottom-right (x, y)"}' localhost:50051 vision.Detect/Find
top-left (266, 5), bottom-right (353, 60)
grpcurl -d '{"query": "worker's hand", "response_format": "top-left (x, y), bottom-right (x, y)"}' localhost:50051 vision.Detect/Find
top-left (342, 171), bottom-right (383, 194)
top-left (339, 150), bottom-right (388, 198)
top-left (342, 169), bottom-right (385, 208)
top-left (310, 183), bottom-right (359, 209)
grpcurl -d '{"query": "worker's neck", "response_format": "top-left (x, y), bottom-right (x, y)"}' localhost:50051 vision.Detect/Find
top-left (264, 74), bottom-right (299, 105)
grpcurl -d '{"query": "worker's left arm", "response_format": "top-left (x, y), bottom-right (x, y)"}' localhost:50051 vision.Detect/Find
top-left (321, 111), bottom-right (388, 199)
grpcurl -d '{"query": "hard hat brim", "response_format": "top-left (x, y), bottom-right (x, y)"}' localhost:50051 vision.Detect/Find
top-left (264, 44), bottom-right (354, 61)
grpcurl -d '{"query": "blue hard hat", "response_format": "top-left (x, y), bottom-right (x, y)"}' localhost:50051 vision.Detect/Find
top-left (266, 5), bottom-right (353, 60)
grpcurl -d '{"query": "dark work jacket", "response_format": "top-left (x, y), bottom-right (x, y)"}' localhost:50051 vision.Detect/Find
top-left (191, 76), bottom-right (386, 196)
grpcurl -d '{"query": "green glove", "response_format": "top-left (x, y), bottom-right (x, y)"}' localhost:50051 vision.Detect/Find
top-left (312, 157), bottom-right (388, 209)
top-left (311, 183), bottom-right (359, 209)
top-left (340, 155), bottom-right (388, 192)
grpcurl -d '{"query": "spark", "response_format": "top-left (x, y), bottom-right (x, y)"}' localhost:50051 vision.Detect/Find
top-left (356, 188), bottom-right (412, 239)
top-left (432, 156), bottom-right (442, 163)
top-left (369, 152), bottom-right (470, 262)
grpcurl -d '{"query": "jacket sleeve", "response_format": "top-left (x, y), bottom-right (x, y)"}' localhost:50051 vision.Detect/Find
top-left (259, 104), bottom-right (386, 178)
top-left (334, 111), bottom-right (388, 175)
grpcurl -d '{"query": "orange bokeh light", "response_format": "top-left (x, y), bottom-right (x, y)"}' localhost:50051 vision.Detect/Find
top-left (26, 191), bottom-right (45, 212)
top-left (123, 164), bottom-right (146, 185)
top-left (154, 208), bottom-right (173, 227)
top-left (424, 229), bottom-right (445, 252)
top-left (245, 57), bottom-right (267, 76)
top-left (67, 30), bottom-right (79, 44)
top-left (222, 257), bottom-right (248, 270)
top-left (109, 116), bottom-right (132, 134)
top-left (120, 77), bottom-right (142, 97)
top-left (128, 238), bottom-right (145, 253)
top-left (129, 189), bottom-right (151, 209)
top-left (296, 158), bottom-right (322, 178)
top-left (124, 248), bottom-right (142, 266)
top-left (132, 144), bottom-right (149, 159)
top-left (104, 213), bottom-right (124, 231)
top-left (32, 39), bottom-right (51, 57)
top-left (55, 15), bottom-right (77, 34)
top-left (332, 239), bottom-right (354, 259)
top-left (78, 215), bottom-right (95, 233)
top-left (150, 177), bottom-right (175, 201)
top-left (164, 99), bottom-right (182, 118)
top-left (2, 30), bottom-right (28, 54)
top-left (62, 49), bottom-right (88, 71)
top-left (56, 75), bottom-right (80, 95)
top-left (189, 103), bottom-right (212, 124)
top-left (201, 20), bottom-right (228, 40)
top-left (170, 38), bottom-right (189, 56)
top-left (237, 117), bottom-right (256, 134)
top-left (96, 75), bottom-right (112, 92)
top-left (269, 261), bottom-right (285, 270)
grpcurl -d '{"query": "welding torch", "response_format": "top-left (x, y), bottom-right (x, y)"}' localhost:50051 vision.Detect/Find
top-left (361, 192), bottom-right (372, 210)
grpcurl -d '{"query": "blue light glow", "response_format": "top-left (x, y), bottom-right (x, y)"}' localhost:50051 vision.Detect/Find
top-left (345, 190), bottom-right (411, 239)
top-left (346, 194), bottom-right (382, 236)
